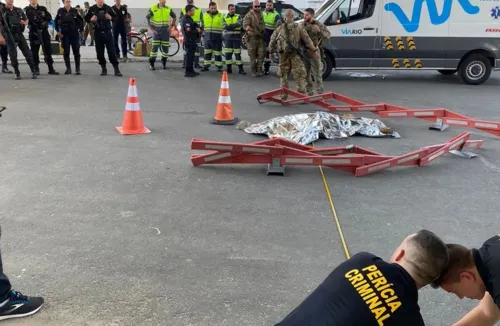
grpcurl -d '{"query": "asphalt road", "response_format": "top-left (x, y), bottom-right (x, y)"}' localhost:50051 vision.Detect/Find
top-left (0, 64), bottom-right (499, 326)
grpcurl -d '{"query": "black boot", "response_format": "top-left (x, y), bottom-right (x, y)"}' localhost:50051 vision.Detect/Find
top-left (64, 58), bottom-right (71, 74)
top-left (238, 65), bottom-right (246, 75)
top-left (263, 63), bottom-right (270, 75)
top-left (14, 67), bottom-right (21, 80)
top-left (34, 65), bottom-right (40, 75)
top-left (194, 61), bottom-right (201, 69)
top-left (75, 56), bottom-right (81, 75)
top-left (113, 64), bottom-right (122, 77)
top-left (100, 64), bottom-right (107, 76)
top-left (149, 57), bottom-right (155, 70)
top-left (2, 63), bottom-right (12, 74)
top-left (89, 40), bottom-right (94, 46)
top-left (161, 58), bottom-right (167, 69)
top-left (48, 63), bottom-right (59, 75)
top-left (30, 66), bottom-right (37, 79)
top-left (226, 65), bottom-right (232, 74)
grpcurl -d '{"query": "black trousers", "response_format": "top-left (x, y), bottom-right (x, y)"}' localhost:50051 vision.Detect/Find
top-left (29, 29), bottom-right (54, 67)
top-left (185, 41), bottom-right (196, 73)
top-left (0, 227), bottom-right (11, 302)
top-left (61, 31), bottom-right (80, 62)
top-left (7, 33), bottom-right (35, 70)
top-left (95, 30), bottom-right (118, 66)
top-left (113, 24), bottom-right (127, 57)
top-left (0, 45), bottom-right (7, 66)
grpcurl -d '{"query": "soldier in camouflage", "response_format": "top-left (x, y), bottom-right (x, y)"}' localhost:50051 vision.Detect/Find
top-left (243, 0), bottom-right (265, 77)
top-left (302, 8), bottom-right (330, 95)
top-left (268, 9), bottom-right (318, 99)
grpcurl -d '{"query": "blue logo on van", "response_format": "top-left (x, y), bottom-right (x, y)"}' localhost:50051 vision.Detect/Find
top-left (341, 28), bottom-right (362, 35)
top-left (384, 0), bottom-right (480, 33)
top-left (491, 6), bottom-right (500, 18)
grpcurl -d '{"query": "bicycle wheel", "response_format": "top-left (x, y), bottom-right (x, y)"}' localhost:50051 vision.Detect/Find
top-left (168, 36), bottom-right (180, 57)
top-left (128, 36), bottom-right (144, 56)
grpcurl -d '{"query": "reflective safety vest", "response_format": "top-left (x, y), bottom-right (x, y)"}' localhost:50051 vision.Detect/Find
top-left (224, 13), bottom-right (241, 35)
top-left (263, 10), bottom-right (279, 30)
top-left (181, 7), bottom-right (202, 24)
top-left (149, 4), bottom-right (171, 28)
top-left (203, 12), bottom-right (223, 34)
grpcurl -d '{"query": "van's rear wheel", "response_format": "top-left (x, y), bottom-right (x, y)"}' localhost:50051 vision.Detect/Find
top-left (437, 69), bottom-right (457, 75)
top-left (458, 53), bottom-right (492, 85)
top-left (322, 53), bottom-right (333, 80)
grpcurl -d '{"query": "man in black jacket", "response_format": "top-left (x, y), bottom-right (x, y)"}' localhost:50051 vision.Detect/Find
top-left (181, 4), bottom-right (201, 77)
top-left (0, 0), bottom-right (36, 79)
top-left (85, 0), bottom-right (122, 76)
top-left (111, 0), bottom-right (129, 61)
top-left (55, 0), bottom-right (84, 75)
top-left (24, 0), bottom-right (59, 75)
top-left (0, 1), bottom-right (12, 74)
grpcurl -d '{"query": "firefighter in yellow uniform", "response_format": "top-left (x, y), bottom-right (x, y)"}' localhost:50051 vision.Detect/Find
top-left (180, 0), bottom-right (202, 69)
top-left (202, 2), bottom-right (223, 72)
top-left (223, 4), bottom-right (245, 74)
top-left (146, 0), bottom-right (176, 70)
top-left (262, 0), bottom-right (281, 74)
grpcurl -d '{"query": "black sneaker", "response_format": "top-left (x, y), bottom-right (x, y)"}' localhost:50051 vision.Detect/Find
top-left (0, 290), bottom-right (44, 321)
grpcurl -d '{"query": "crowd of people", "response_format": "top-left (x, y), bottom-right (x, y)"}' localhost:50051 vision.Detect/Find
top-left (0, 0), bottom-right (331, 96)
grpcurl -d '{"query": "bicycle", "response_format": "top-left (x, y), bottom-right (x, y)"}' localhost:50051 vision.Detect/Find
top-left (127, 27), bottom-right (180, 58)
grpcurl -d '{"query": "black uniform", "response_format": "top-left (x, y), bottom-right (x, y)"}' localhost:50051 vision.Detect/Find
top-left (0, 4), bottom-right (36, 79)
top-left (473, 234), bottom-right (500, 307)
top-left (181, 15), bottom-right (200, 77)
top-left (276, 252), bottom-right (425, 326)
top-left (0, 2), bottom-right (11, 73)
top-left (85, 4), bottom-right (121, 76)
top-left (111, 4), bottom-right (128, 59)
top-left (24, 4), bottom-right (58, 75)
top-left (55, 6), bottom-right (83, 74)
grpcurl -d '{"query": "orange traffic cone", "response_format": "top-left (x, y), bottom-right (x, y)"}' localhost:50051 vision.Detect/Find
top-left (211, 71), bottom-right (238, 125)
top-left (116, 78), bottom-right (151, 135)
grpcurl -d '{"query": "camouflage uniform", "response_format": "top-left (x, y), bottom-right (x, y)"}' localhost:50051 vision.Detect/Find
top-left (125, 12), bottom-right (132, 50)
top-left (302, 19), bottom-right (330, 95)
top-left (269, 22), bottom-right (316, 98)
top-left (243, 10), bottom-right (265, 76)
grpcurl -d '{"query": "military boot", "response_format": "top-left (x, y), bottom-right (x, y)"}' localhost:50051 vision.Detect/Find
top-left (149, 57), bottom-right (155, 70)
top-left (238, 65), bottom-right (246, 75)
top-left (1, 63), bottom-right (12, 74)
top-left (113, 64), bottom-right (122, 77)
top-left (34, 65), bottom-right (40, 76)
top-left (48, 63), bottom-right (59, 75)
top-left (226, 65), bottom-right (232, 74)
top-left (263, 62), bottom-right (270, 75)
top-left (161, 58), bottom-right (167, 69)
top-left (30, 66), bottom-right (37, 79)
top-left (74, 56), bottom-right (81, 75)
top-left (100, 64), bottom-right (107, 76)
top-left (13, 67), bottom-right (21, 80)
top-left (64, 58), bottom-right (71, 75)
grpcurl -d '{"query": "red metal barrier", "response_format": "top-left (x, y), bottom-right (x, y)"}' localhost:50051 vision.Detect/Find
top-left (190, 132), bottom-right (483, 177)
top-left (256, 88), bottom-right (500, 137)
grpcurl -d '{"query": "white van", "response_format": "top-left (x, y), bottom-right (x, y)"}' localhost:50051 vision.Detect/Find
top-left (315, 0), bottom-right (500, 85)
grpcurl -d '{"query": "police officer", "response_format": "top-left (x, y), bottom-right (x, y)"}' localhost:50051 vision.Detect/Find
top-left (180, 0), bottom-right (202, 69)
top-left (24, 0), bottom-right (59, 75)
top-left (111, 0), bottom-right (129, 61)
top-left (85, 0), bottom-right (122, 76)
top-left (0, 0), bottom-right (37, 80)
top-left (223, 4), bottom-right (245, 75)
top-left (262, 0), bottom-right (281, 75)
top-left (56, 0), bottom-right (83, 75)
top-left (146, 0), bottom-right (176, 70)
top-left (202, 2), bottom-right (223, 72)
top-left (181, 4), bottom-right (200, 77)
top-left (0, 1), bottom-right (12, 74)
